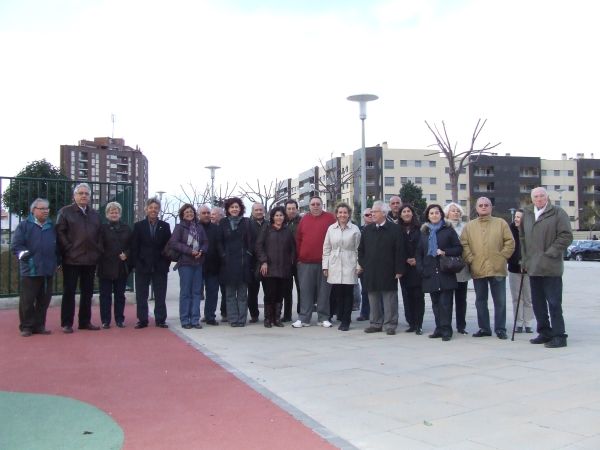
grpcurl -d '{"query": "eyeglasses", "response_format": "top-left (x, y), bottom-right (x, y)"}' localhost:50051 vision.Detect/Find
top-left (364, 213), bottom-right (372, 217)
top-left (34, 207), bottom-right (50, 211)
top-left (477, 204), bottom-right (491, 207)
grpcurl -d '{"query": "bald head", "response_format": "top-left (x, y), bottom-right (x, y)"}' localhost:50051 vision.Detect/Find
top-left (475, 197), bottom-right (493, 217)
top-left (198, 205), bottom-right (211, 224)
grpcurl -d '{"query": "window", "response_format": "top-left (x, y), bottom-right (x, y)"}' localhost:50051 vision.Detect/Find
top-left (554, 201), bottom-right (560, 206)
top-left (569, 201), bottom-right (575, 207)
top-left (460, 184), bottom-right (466, 190)
top-left (554, 185), bottom-right (561, 190)
top-left (541, 169), bottom-right (547, 176)
top-left (430, 177), bottom-right (437, 184)
top-left (429, 194), bottom-right (437, 201)
top-left (415, 177), bottom-right (422, 184)
top-left (568, 185), bottom-right (574, 191)
top-left (400, 177), bottom-right (408, 184)
top-left (384, 177), bottom-right (395, 186)
top-left (429, 160), bottom-right (436, 167)
top-left (400, 160), bottom-right (407, 167)
top-left (554, 170), bottom-right (560, 176)
top-left (384, 194), bottom-right (393, 202)
top-left (384, 160), bottom-right (394, 169)
top-left (366, 161), bottom-right (374, 168)
top-left (415, 160), bottom-right (422, 167)
top-left (569, 216), bottom-right (575, 221)
top-left (460, 200), bottom-right (467, 206)
top-left (445, 183), bottom-right (452, 190)
top-left (568, 170), bottom-right (574, 176)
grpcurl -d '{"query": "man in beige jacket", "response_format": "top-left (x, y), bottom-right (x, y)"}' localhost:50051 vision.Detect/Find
top-left (461, 197), bottom-right (515, 339)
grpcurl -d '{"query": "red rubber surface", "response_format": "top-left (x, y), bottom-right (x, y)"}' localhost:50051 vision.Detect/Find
top-left (0, 305), bottom-right (335, 450)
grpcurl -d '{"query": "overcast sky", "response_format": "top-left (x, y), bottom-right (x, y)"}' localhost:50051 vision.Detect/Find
top-left (1, 0), bottom-right (598, 199)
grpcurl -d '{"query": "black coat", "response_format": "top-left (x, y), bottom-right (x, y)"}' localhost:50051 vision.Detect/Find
top-left (255, 225), bottom-right (296, 279)
top-left (416, 222), bottom-right (462, 293)
top-left (98, 221), bottom-right (132, 280)
top-left (130, 218), bottom-right (172, 274)
top-left (358, 221), bottom-right (406, 292)
top-left (200, 221), bottom-right (221, 275)
top-left (400, 224), bottom-right (423, 288)
top-left (507, 222), bottom-right (522, 273)
top-left (217, 217), bottom-right (254, 285)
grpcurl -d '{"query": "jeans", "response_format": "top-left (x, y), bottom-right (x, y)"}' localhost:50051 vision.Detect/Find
top-left (202, 273), bottom-right (220, 321)
top-left (226, 283), bottom-right (248, 325)
top-left (529, 276), bottom-right (566, 338)
top-left (473, 276), bottom-right (507, 334)
top-left (99, 276), bottom-right (127, 325)
top-left (178, 265), bottom-right (203, 326)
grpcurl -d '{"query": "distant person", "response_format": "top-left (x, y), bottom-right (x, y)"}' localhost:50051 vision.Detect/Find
top-left (461, 197), bottom-right (514, 340)
top-left (217, 197), bottom-right (254, 327)
top-left (12, 198), bottom-right (58, 337)
top-left (170, 203), bottom-right (208, 329)
top-left (356, 207), bottom-right (374, 322)
top-left (130, 197), bottom-right (172, 329)
top-left (56, 183), bottom-right (102, 333)
top-left (399, 204), bottom-right (424, 335)
top-left (292, 196), bottom-right (335, 328)
top-left (386, 195), bottom-right (402, 224)
top-left (255, 206), bottom-right (296, 328)
top-left (508, 209), bottom-right (533, 333)
top-left (416, 204), bottom-right (463, 341)
top-left (210, 206), bottom-right (227, 322)
top-left (358, 201), bottom-right (406, 335)
top-left (97, 202), bottom-right (132, 329)
top-left (198, 205), bottom-right (221, 326)
top-left (248, 203), bottom-right (267, 323)
top-left (210, 206), bottom-right (225, 225)
top-left (520, 187), bottom-right (573, 348)
top-left (322, 202), bottom-right (361, 331)
top-left (443, 202), bottom-right (471, 335)
top-left (282, 199), bottom-right (301, 322)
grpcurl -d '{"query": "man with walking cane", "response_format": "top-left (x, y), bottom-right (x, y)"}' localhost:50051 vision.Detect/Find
top-left (520, 187), bottom-right (572, 348)
top-left (508, 209), bottom-right (533, 339)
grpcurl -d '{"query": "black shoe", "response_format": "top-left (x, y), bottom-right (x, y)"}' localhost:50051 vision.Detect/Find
top-left (442, 336), bottom-right (451, 341)
top-left (200, 317), bottom-right (207, 323)
top-left (386, 329), bottom-right (396, 335)
top-left (62, 325), bottom-right (74, 334)
top-left (230, 323), bottom-right (239, 327)
top-left (472, 330), bottom-right (492, 337)
top-left (79, 323), bottom-right (100, 331)
top-left (192, 324), bottom-right (203, 329)
top-left (273, 321), bottom-right (284, 328)
top-left (102, 323), bottom-right (110, 329)
top-left (544, 337), bottom-right (567, 348)
top-left (497, 331), bottom-right (508, 340)
top-left (249, 316), bottom-right (259, 323)
top-left (205, 319), bottom-right (219, 326)
top-left (457, 329), bottom-right (469, 335)
top-left (221, 316), bottom-right (228, 323)
top-left (338, 324), bottom-right (349, 331)
top-left (20, 329), bottom-right (33, 337)
top-left (364, 326), bottom-right (382, 333)
top-left (415, 328), bottom-right (423, 335)
top-left (516, 326), bottom-right (523, 333)
top-left (405, 327), bottom-right (416, 333)
top-left (116, 322), bottom-right (125, 328)
top-left (530, 335), bottom-right (552, 344)
top-left (182, 324), bottom-right (192, 329)
top-left (429, 333), bottom-right (442, 339)
top-left (264, 321), bottom-right (272, 328)
top-left (156, 323), bottom-right (169, 329)
top-left (525, 327), bottom-right (533, 333)
top-left (134, 322), bottom-right (148, 329)
top-left (356, 316), bottom-right (367, 321)
top-left (33, 328), bottom-right (52, 335)
top-left (281, 318), bottom-right (292, 323)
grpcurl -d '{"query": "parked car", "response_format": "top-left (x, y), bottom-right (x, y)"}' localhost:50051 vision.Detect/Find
top-left (565, 240), bottom-right (588, 260)
top-left (569, 240), bottom-right (600, 261)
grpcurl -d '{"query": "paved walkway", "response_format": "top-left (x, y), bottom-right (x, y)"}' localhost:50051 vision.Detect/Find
top-left (2, 261), bottom-right (599, 449)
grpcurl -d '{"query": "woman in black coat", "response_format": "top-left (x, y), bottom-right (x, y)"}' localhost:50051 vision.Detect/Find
top-left (217, 197), bottom-right (254, 327)
top-left (255, 206), bottom-right (296, 328)
top-left (399, 204), bottom-right (425, 335)
top-left (416, 204), bottom-right (462, 341)
top-left (98, 202), bottom-right (132, 328)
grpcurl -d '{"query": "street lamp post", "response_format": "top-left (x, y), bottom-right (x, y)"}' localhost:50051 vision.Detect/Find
top-left (347, 94), bottom-right (378, 223)
top-left (509, 207), bottom-right (516, 222)
top-left (205, 166), bottom-right (221, 206)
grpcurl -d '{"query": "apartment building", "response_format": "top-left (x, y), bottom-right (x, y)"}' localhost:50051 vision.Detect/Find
top-left (60, 137), bottom-right (148, 220)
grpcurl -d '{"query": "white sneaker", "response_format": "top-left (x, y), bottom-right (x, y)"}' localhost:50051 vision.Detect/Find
top-left (292, 320), bottom-right (310, 328)
top-left (319, 320), bottom-right (333, 328)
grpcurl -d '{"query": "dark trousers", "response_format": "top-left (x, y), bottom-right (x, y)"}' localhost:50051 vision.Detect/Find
top-left (431, 289), bottom-right (454, 338)
top-left (19, 276), bottom-right (53, 332)
top-left (283, 267), bottom-right (299, 320)
top-left (247, 277), bottom-right (262, 319)
top-left (61, 264), bottom-right (96, 328)
top-left (203, 273), bottom-right (220, 321)
top-left (400, 282), bottom-right (425, 329)
top-left (99, 277), bottom-right (127, 325)
top-left (331, 284), bottom-right (354, 326)
top-left (219, 283), bottom-right (227, 317)
top-left (135, 271), bottom-right (168, 325)
top-left (359, 279), bottom-right (370, 318)
top-left (263, 277), bottom-right (287, 305)
top-left (453, 281), bottom-right (468, 331)
top-left (530, 276), bottom-right (566, 338)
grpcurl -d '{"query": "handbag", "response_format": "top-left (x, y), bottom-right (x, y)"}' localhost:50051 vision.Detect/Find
top-left (439, 255), bottom-right (465, 274)
top-left (162, 238), bottom-right (181, 263)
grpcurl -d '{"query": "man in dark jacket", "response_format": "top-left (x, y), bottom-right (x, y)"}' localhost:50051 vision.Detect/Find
top-left (12, 198), bottom-right (58, 336)
top-left (283, 199), bottom-right (301, 321)
top-left (247, 203), bottom-right (267, 322)
top-left (520, 187), bottom-right (573, 348)
top-left (358, 201), bottom-right (406, 335)
top-left (130, 197), bottom-right (172, 328)
top-left (199, 205), bottom-right (220, 325)
top-left (56, 183), bottom-right (102, 333)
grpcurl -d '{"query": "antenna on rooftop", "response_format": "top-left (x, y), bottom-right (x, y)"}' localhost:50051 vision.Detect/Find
top-left (111, 113), bottom-right (116, 138)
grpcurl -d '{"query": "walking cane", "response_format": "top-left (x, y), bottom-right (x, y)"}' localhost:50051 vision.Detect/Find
top-left (511, 271), bottom-right (525, 341)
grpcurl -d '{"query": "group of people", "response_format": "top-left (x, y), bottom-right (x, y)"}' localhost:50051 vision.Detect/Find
top-left (13, 183), bottom-right (572, 348)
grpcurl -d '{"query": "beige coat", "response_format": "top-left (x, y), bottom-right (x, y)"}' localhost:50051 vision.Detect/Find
top-left (322, 222), bottom-right (361, 285)
top-left (460, 215), bottom-right (514, 279)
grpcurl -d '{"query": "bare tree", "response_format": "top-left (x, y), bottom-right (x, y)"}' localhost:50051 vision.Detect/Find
top-left (425, 119), bottom-right (501, 203)
top-left (239, 179), bottom-right (287, 211)
top-left (316, 153), bottom-right (359, 210)
top-left (214, 181), bottom-right (238, 207)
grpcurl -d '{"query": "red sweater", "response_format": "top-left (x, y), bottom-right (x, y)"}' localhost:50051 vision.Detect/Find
top-left (296, 212), bottom-right (336, 263)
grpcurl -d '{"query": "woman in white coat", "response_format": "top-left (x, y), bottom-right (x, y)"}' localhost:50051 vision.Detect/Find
top-left (323, 202), bottom-right (362, 331)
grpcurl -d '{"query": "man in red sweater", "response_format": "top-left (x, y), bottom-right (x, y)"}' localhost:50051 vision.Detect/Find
top-left (292, 196), bottom-right (336, 328)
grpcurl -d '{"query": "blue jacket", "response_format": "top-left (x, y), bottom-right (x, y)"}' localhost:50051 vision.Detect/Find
top-left (11, 215), bottom-right (59, 277)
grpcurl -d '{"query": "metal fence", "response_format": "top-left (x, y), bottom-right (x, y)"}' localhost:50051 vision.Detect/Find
top-left (1, 177), bottom-right (134, 298)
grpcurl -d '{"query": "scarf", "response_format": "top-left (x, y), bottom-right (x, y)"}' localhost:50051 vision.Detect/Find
top-left (425, 220), bottom-right (444, 257)
top-left (228, 216), bottom-right (242, 231)
top-left (185, 219), bottom-right (201, 251)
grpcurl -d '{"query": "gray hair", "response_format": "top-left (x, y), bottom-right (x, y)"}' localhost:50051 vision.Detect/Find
top-left (146, 197), bottom-right (161, 208)
top-left (531, 186), bottom-right (548, 199)
top-left (443, 202), bottom-right (465, 217)
top-left (198, 204), bottom-right (211, 213)
top-left (30, 198), bottom-right (49, 212)
top-left (105, 201), bottom-right (122, 216)
top-left (371, 200), bottom-right (389, 214)
top-left (73, 182), bottom-right (91, 195)
top-left (211, 206), bottom-right (224, 216)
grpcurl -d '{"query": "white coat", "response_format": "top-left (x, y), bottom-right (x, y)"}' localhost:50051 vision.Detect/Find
top-left (322, 221), bottom-right (361, 285)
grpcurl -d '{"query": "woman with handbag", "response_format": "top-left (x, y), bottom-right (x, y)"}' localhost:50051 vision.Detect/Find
top-left (416, 204), bottom-right (463, 341)
top-left (443, 202), bottom-right (472, 335)
top-left (170, 203), bottom-right (208, 329)
top-left (255, 206), bottom-right (296, 328)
